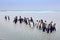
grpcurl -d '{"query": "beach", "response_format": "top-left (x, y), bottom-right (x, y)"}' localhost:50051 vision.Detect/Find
top-left (0, 11), bottom-right (60, 40)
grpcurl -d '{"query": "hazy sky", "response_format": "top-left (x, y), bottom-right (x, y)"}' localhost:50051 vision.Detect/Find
top-left (0, 0), bottom-right (60, 10)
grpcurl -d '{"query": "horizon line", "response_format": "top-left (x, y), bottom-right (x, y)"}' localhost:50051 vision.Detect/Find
top-left (0, 10), bottom-right (60, 12)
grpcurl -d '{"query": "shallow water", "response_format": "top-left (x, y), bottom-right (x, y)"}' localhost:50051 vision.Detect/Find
top-left (0, 11), bottom-right (60, 40)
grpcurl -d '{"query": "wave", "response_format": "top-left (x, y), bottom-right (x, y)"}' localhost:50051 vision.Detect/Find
top-left (0, 10), bottom-right (60, 13)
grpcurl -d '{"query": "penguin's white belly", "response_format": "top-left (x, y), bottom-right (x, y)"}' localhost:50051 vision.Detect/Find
top-left (30, 22), bottom-right (33, 27)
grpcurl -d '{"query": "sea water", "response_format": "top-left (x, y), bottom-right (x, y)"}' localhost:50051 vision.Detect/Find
top-left (0, 10), bottom-right (60, 40)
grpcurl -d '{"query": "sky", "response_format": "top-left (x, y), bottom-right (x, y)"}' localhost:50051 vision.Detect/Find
top-left (0, 0), bottom-right (60, 10)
